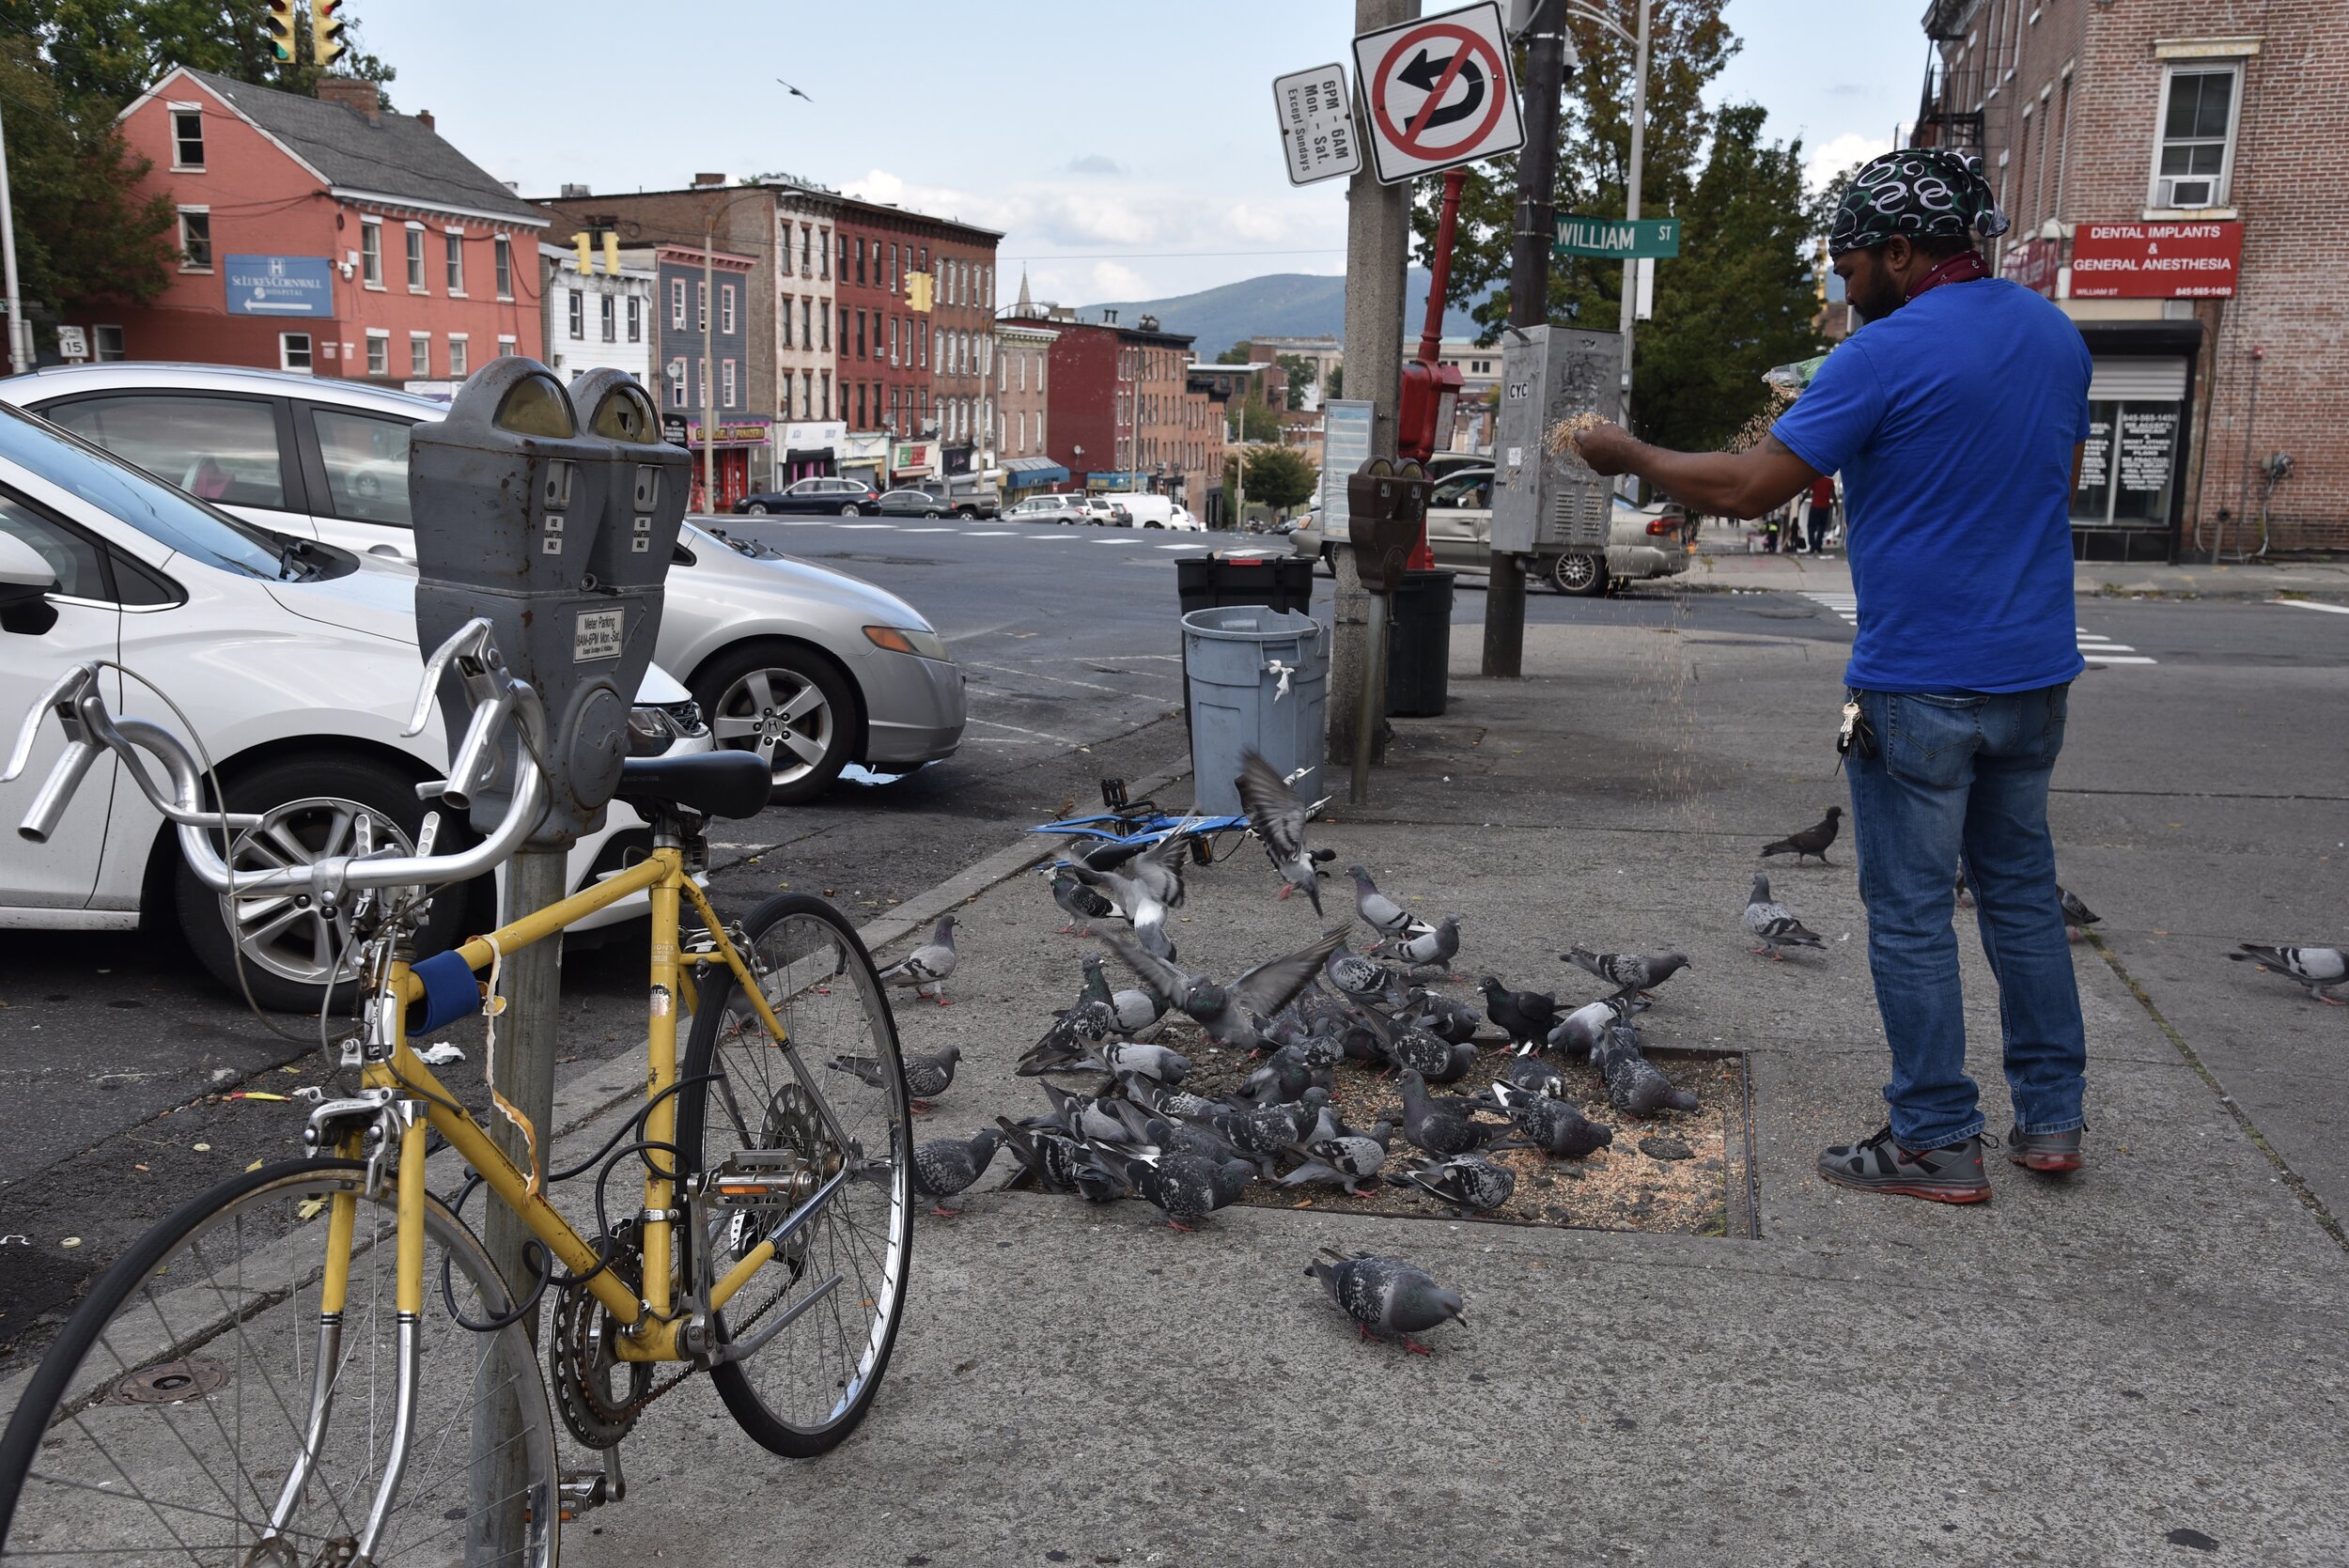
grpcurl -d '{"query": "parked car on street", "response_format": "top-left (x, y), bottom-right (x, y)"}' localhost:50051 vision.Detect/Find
top-left (1098, 493), bottom-right (1201, 531)
top-left (0, 400), bottom-right (708, 1011)
top-left (0, 365), bottom-right (965, 803)
top-left (730, 476), bottom-right (882, 516)
top-left (876, 488), bottom-right (948, 518)
top-left (1078, 496), bottom-right (1128, 527)
top-left (1003, 494), bottom-right (1089, 525)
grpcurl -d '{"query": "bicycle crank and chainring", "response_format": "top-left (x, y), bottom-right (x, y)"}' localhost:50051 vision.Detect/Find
top-left (712, 1081), bottom-right (830, 1278)
top-left (550, 1222), bottom-right (653, 1449)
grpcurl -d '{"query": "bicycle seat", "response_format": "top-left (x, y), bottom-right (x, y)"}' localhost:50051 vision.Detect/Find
top-left (614, 751), bottom-right (772, 822)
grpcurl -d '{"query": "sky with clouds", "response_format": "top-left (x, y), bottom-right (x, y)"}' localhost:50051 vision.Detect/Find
top-left (360, 0), bottom-right (1921, 305)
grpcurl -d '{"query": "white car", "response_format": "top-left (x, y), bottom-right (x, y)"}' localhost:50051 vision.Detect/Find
top-left (0, 401), bottom-right (707, 1011)
top-left (1099, 493), bottom-right (1200, 531)
top-left (0, 364), bottom-right (965, 804)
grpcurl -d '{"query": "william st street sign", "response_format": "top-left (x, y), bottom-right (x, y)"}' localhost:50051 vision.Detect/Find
top-left (1553, 217), bottom-right (1682, 259)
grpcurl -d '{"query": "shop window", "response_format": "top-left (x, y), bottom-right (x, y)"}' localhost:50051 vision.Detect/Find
top-left (2153, 63), bottom-right (2239, 210)
top-left (2073, 400), bottom-right (2182, 529)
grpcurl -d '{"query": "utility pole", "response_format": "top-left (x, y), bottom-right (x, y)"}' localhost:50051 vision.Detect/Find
top-left (701, 213), bottom-right (717, 512)
top-left (1483, 0), bottom-right (1570, 678)
top-left (1614, 0), bottom-right (1651, 412)
top-left (1329, 0), bottom-right (1419, 771)
top-left (0, 91), bottom-right (29, 374)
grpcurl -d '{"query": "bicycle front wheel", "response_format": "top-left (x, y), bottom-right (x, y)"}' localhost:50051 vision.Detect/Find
top-left (0, 1158), bottom-right (557, 1566)
top-left (677, 893), bottom-right (913, 1457)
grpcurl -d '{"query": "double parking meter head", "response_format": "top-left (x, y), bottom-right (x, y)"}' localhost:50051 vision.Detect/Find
top-left (409, 359), bottom-right (690, 846)
top-left (1345, 458), bottom-right (1432, 594)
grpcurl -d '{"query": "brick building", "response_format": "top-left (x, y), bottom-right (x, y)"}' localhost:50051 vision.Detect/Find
top-left (79, 70), bottom-right (546, 380)
top-left (994, 308), bottom-right (1063, 499)
top-left (1913, 0), bottom-right (2345, 558)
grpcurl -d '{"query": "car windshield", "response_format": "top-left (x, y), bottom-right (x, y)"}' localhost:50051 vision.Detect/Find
top-left (0, 402), bottom-right (293, 580)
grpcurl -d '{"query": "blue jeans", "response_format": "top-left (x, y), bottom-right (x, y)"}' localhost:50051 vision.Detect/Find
top-left (1846, 685), bottom-right (2086, 1149)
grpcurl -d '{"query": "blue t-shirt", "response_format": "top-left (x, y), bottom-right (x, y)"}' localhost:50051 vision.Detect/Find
top-left (1771, 278), bottom-right (2092, 693)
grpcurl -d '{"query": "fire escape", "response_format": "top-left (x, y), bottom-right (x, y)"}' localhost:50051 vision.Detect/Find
top-left (1908, 1), bottom-right (1986, 156)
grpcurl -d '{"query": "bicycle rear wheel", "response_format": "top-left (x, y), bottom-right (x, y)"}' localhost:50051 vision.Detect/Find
top-left (0, 1159), bottom-right (557, 1566)
top-left (676, 893), bottom-right (912, 1457)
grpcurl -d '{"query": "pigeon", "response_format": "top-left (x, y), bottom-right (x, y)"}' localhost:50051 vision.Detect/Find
top-left (1326, 939), bottom-right (1408, 1010)
top-left (911, 1128), bottom-right (1003, 1217)
top-left (1391, 1153), bottom-right (1517, 1217)
top-left (1546, 998), bottom-right (1615, 1059)
top-left (1744, 874), bottom-right (1826, 961)
top-left (1499, 1053), bottom-right (1567, 1099)
top-left (1050, 867), bottom-right (1115, 937)
top-left (1476, 975), bottom-right (1562, 1048)
top-left (1487, 1079), bottom-right (1615, 1158)
top-left (775, 77), bottom-right (814, 101)
top-left (1200, 1089), bottom-right (1331, 1180)
top-left (1106, 928), bottom-right (1345, 1053)
top-left (1592, 1022), bottom-right (1698, 1117)
top-left (2230, 944), bottom-right (2348, 1005)
top-left (1074, 831), bottom-right (1190, 911)
top-left (1346, 863), bottom-right (1426, 943)
top-left (1306, 1248), bottom-right (1467, 1355)
top-left (1278, 1120), bottom-right (1395, 1196)
top-left (1379, 914), bottom-right (1462, 976)
top-left (1039, 1079), bottom-right (1131, 1143)
top-left (1241, 1040), bottom-right (1333, 1105)
top-left (1017, 965), bottom-right (1120, 1075)
top-left (1065, 859), bottom-right (1175, 958)
top-left (1953, 862), bottom-right (1972, 908)
top-left (994, 1116), bottom-right (1123, 1203)
top-left (1123, 1077), bottom-right (1222, 1125)
top-left (1395, 1068), bottom-right (1512, 1157)
top-left (1235, 750), bottom-right (1330, 913)
top-left (1761, 805), bottom-right (1843, 864)
top-left (1346, 1001), bottom-right (1473, 1082)
top-left (2059, 886), bottom-right (2101, 941)
top-left (1405, 986), bottom-right (1482, 1045)
top-left (1081, 1041), bottom-right (1192, 1084)
top-left (830, 1045), bottom-right (959, 1114)
top-left (1564, 946), bottom-right (1691, 999)
top-left (1087, 1147), bottom-right (1254, 1231)
top-left (879, 914), bottom-right (959, 1003)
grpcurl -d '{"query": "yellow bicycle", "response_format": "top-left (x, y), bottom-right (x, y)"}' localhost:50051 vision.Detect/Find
top-left (0, 623), bottom-right (914, 1565)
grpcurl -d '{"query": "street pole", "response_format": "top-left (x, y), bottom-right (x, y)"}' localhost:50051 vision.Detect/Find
top-left (1329, 0), bottom-right (1419, 773)
top-left (702, 216), bottom-right (717, 512)
top-left (0, 92), bottom-right (30, 374)
top-left (1484, 0), bottom-right (1570, 679)
top-left (1615, 0), bottom-right (1651, 413)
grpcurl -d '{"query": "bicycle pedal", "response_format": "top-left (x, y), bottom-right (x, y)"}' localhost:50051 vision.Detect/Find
top-left (552, 1467), bottom-right (614, 1520)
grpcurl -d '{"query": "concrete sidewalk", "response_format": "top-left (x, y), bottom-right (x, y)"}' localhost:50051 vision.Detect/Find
top-left (568, 621), bottom-right (2348, 1566)
top-left (1682, 533), bottom-right (2349, 601)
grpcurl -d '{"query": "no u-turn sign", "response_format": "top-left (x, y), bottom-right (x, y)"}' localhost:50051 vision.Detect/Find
top-left (1353, 1), bottom-right (1525, 184)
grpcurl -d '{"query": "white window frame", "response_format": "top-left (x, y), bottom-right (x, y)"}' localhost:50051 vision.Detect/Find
top-left (2147, 58), bottom-right (2245, 211)
top-left (697, 281), bottom-right (708, 333)
top-left (360, 219), bottom-right (382, 288)
top-left (626, 294), bottom-right (642, 343)
top-left (780, 292), bottom-right (793, 349)
top-left (722, 358), bottom-right (737, 409)
top-left (568, 289), bottom-right (584, 340)
top-left (365, 328), bottom-right (389, 376)
top-left (670, 277), bottom-right (687, 329)
top-left (667, 358), bottom-right (688, 408)
top-left (278, 331), bottom-right (313, 374)
top-left (168, 104), bottom-right (204, 170)
top-left (409, 331), bottom-right (431, 378)
top-left (599, 291), bottom-right (616, 343)
top-left (496, 334), bottom-right (517, 360)
top-left (177, 207), bottom-right (211, 272)
top-left (493, 235), bottom-right (514, 300)
top-left (443, 228), bottom-right (466, 295)
top-left (405, 223), bottom-right (427, 292)
top-left (446, 333), bottom-right (469, 379)
top-left (720, 282), bottom-right (737, 334)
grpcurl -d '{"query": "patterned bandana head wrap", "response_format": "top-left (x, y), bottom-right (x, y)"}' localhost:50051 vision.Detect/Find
top-left (1828, 148), bottom-right (2011, 257)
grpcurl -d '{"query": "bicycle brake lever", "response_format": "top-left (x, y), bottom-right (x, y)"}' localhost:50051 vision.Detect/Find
top-left (3, 664), bottom-right (98, 785)
top-left (403, 617), bottom-right (504, 739)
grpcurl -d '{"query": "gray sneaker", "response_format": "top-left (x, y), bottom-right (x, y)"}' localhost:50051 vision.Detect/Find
top-left (1817, 1127), bottom-right (1992, 1203)
top-left (2007, 1125), bottom-right (2084, 1173)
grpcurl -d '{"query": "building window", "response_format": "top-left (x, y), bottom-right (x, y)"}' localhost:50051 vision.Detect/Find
top-left (888, 316), bottom-right (898, 365)
top-left (696, 280), bottom-right (708, 332)
top-left (855, 309), bottom-right (866, 359)
top-left (170, 108), bottom-right (204, 168)
top-left (801, 368), bottom-right (812, 418)
top-left (1035, 410), bottom-right (1044, 449)
top-left (801, 224), bottom-right (812, 275)
top-left (178, 210), bottom-right (211, 271)
top-left (94, 325), bottom-right (125, 361)
top-left (820, 304), bottom-right (831, 351)
top-left (494, 235), bottom-right (513, 299)
top-left (819, 228), bottom-right (832, 279)
top-left (568, 289), bottom-right (584, 340)
top-left (497, 334), bottom-right (516, 359)
top-left (722, 358), bottom-right (737, 409)
top-left (856, 239), bottom-right (866, 285)
top-left (279, 332), bottom-right (312, 373)
top-left (854, 381), bottom-right (865, 428)
top-left (447, 335), bottom-right (469, 378)
top-left (2153, 63), bottom-right (2240, 209)
top-left (721, 283), bottom-right (737, 334)
top-left (360, 220), bottom-right (381, 287)
top-left (780, 293), bottom-right (793, 348)
top-left (671, 277), bottom-right (687, 328)
top-left (920, 322), bottom-right (928, 369)
top-left (409, 333), bottom-right (430, 377)
top-left (626, 295), bottom-right (641, 343)
top-left (405, 225), bottom-right (426, 290)
top-left (820, 370), bottom-right (830, 420)
top-left (599, 292), bottom-right (615, 342)
top-left (444, 231), bottom-right (465, 294)
top-left (667, 358), bottom-right (687, 408)
top-left (366, 330), bottom-right (388, 376)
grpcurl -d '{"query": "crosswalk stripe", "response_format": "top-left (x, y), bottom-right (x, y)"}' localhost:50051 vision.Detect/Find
top-left (1800, 592), bottom-right (2155, 664)
top-left (963, 530), bottom-right (1014, 536)
top-left (2081, 654), bottom-right (2157, 664)
top-left (834, 522), bottom-right (895, 530)
top-left (2276, 598), bottom-right (2349, 615)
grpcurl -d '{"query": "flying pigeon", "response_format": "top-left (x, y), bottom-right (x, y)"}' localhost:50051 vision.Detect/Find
top-left (1395, 1068), bottom-right (1513, 1157)
top-left (879, 914), bottom-right (959, 1003)
top-left (1065, 859), bottom-right (1175, 958)
top-left (1761, 805), bottom-right (1843, 864)
top-left (1106, 928), bottom-right (1345, 1053)
top-left (2059, 886), bottom-right (2101, 941)
top-left (1072, 831), bottom-right (1190, 909)
top-left (1347, 863), bottom-right (1427, 943)
top-left (1391, 1152), bottom-right (1517, 1217)
top-left (1744, 874), bottom-right (1826, 961)
top-left (1379, 914), bottom-right (1461, 977)
top-left (775, 78), bottom-right (814, 101)
top-left (1235, 750), bottom-right (1330, 912)
top-left (1563, 946), bottom-right (1691, 999)
top-left (2231, 943), bottom-right (2347, 1005)
top-left (1476, 975), bottom-right (1562, 1049)
top-left (1050, 866), bottom-right (1116, 937)
top-left (1306, 1248), bottom-right (1467, 1355)
top-left (1592, 1022), bottom-right (1698, 1118)
top-left (1087, 1146), bottom-right (1254, 1231)
top-left (911, 1127), bottom-right (1003, 1217)
top-left (1278, 1120), bottom-right (1395, 1196)
top-left (831, 1045), bottom-right (959, 1115)
top-left (1487, 1079), bottom-right (1614, 1158)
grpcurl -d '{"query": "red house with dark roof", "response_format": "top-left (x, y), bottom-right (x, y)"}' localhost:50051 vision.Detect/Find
top-left (68, 70), bottom-right (548, 381)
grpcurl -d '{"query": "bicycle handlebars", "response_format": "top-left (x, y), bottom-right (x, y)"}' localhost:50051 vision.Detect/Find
top-left (2, 618), bottom-right (552, 902)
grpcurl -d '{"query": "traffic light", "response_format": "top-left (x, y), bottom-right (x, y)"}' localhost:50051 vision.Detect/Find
top-left (907, 271), bottom-right (933, 312)
top-left (571, 232), bottom-right (593, 272)
top-left (601, 231), bottom-right (619, 276)
top-left (311, 0), bottom-right (348, 69)
top-left (265, 0), bottom-right (297, 64)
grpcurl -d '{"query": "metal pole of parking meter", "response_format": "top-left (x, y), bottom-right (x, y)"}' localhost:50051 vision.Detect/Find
top-left (1351, 592), bottom-right (1390, 806)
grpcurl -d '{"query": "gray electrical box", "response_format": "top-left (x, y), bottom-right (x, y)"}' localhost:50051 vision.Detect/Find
top-left (410, 359), bottom-right (679, 847)
top-left (1491, 325), bottom-right (1623, 558)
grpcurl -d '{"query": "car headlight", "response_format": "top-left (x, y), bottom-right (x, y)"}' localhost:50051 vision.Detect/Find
top-left (863, 625), bottom-right (950, 661)
top-left (626, 699), bottom-right (707, 756)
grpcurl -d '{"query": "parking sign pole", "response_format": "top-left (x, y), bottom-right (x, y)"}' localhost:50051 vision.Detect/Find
top-left (0, 93), bottom-right (29, 374)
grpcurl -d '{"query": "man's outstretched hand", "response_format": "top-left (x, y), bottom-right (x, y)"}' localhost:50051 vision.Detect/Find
top-left (1573, 421), bottom-right (1641, 477)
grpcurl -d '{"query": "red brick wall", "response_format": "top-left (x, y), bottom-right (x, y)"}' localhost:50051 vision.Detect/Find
top-left (831, 207), bottom-right (927, 439)
top-left (1044, 322), bottom-right (1117, 485)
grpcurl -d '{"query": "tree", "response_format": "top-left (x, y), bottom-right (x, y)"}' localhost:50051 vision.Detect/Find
top-left (1325, 365), bottom-right (1343, 400)
top-left (1237, 397), bottom-right (1282, 442)
top-left (1275, 353), bottom-right (1316, 410)
top-left (2, 0), bottom-right (398, 112)
top-left (1213, 343), bottom-right (1252, 365)
top-left (1237, 443), bottom-right (1317, 514)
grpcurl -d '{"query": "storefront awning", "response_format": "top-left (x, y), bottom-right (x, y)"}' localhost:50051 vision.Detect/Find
top-left (1003, 456), bottom-right (1069, 489)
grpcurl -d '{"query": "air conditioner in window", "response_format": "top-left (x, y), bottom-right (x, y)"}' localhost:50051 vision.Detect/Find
top-left (2158, 177), bottom-right (2216, 210)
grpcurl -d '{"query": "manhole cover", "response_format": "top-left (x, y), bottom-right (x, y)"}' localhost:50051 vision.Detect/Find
top-left (113, 1358), bottom-right (229, 1405)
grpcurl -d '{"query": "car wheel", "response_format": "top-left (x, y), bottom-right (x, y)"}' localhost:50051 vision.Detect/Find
top-left (1551, 551), bottom-right (1609, 597)
top-left (840, 504), bottom-right (863, 517)
top-left (173, 753), bottom-right (463, 1014)
top-left (694, 643), bottom-right (857, 805)
top-left (925, 509), bottom-right (943, 519)
top-left (744, 502), bottom-right (770, 516)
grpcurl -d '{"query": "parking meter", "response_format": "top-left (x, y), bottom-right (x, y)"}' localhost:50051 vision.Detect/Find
top-left (1346, 458), bottom-right (1431, 594)
top-left (410, 359), bottom-right (660, 847)
top-left (568, 367), bottom-right (689, 591)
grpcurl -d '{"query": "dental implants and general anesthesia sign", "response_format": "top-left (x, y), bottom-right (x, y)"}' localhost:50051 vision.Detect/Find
top-left (1352, 1), bottom-right (1524, 184)
top-left (2068, 222), bottom-right (2242, 299)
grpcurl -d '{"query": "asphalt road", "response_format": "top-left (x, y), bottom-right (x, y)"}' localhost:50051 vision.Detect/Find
top-left (3, 513), bottom-right (2343, 1364)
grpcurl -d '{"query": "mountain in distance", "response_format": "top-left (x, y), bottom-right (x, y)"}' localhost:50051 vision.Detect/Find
top-left (1079, 270), bottom-right (1492, 360)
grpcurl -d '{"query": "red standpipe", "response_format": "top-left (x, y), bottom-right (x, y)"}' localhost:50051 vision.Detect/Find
top-left (1398, 167), bottom-right (1468, 570)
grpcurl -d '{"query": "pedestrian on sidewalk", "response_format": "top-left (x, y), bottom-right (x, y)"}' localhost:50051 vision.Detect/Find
top-left (1570, 147), bottom-right (2092, 1203)
top-left (1806, 474), bottom-right (1836, 554)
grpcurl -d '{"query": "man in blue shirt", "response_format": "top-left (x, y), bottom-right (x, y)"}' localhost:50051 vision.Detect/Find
top-left (1575, 147), bottom-right (2092, 1203)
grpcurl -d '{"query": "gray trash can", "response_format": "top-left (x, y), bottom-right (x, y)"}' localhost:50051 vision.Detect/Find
top-left (1181, 605), bottom-right (1328, 816)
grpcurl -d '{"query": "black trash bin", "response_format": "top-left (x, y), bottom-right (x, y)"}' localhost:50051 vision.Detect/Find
top-left (1177, 553), bottom-right (1317, 743)
top-left (1385, 568), bottom-right (1455, 718)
